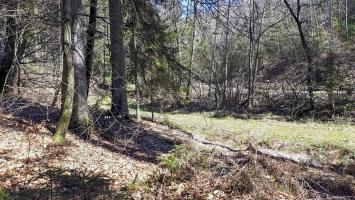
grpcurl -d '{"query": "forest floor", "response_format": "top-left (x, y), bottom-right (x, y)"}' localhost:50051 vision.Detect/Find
top-left (0, 96), bottom-right (354, 199)
top-left (0, 78), bottom-right (354, 199)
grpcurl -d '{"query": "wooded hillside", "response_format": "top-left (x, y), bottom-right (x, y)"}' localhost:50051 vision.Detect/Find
top-left (0, 0), bottom-right (354, 199)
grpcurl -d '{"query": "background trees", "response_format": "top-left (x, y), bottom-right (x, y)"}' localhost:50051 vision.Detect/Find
top-left (159, 0), bottom-right (354, 116)
top-left (0, 1), bottom-right (354, 198)
top-left (0, 0), bottom-right (353, 142)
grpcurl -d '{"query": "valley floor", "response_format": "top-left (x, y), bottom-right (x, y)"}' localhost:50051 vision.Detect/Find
top-left (0, 96), bottom-right (354, 199)
top-left (129, 107), bottom-right (355, 165)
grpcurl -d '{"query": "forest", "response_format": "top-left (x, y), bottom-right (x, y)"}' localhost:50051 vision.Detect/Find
top-left (0, 0), bottom-right (354, 199)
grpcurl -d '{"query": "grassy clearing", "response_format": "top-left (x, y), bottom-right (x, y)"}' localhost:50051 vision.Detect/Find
top-left (95, 97), bottom-right (355, 164)
top-left (137, 109), bottom-right (354, 163)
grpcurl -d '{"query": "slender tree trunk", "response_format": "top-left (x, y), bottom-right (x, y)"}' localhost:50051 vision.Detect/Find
top-left (53, 0), bottom-right (75, 143)
top-left (173, 2), bottom-right (182, 106)
top-left (70, 0), bottom-right (91, 129)
top-left (211, 0), bottom-right (220, 108)
top-left (328, 0), bottom-right (333, 29)
top-left (13, 27), bottom-right (30, 95)
top-left (109, 0), bottom-right (129, 117)
top-left (247, 0), bottom-right (255, 110)
top-left (186, 0), bottom-right (197, 100)
top-left (130, 7), bottom-right (141, 120)
top-left (85, 0), bottom-right (97, 93)
top-left (223, 0), bottom-right (231, 108)
top-left (0, 1), bottom-right (17, 94)
top-left (103, 23), bottom-right (109, 85)
top-left (53, 0), bottom-right (63, 108)
top-left (284, 0), bottom-right (315, 110)
top-left (250, 4), bottom-right (266, 109)
top-left (345, 0), bottom-right (349, 37)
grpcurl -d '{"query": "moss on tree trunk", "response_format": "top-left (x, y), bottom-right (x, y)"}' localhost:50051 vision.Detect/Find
top-left (53, 0), bottom-right (74, 144)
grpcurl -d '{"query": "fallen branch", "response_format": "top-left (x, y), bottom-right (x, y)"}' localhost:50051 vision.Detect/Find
top-left (140, 118), bottom-right (322, 168)
top-left (254, 147), bottom-right (321, 168)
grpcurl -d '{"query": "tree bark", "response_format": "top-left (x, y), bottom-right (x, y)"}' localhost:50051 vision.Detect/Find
top-left (70, 0), bottom-right (91, 129)
top-left (109, 0), bottom-right (129, 117)
top-left (85, 0), bottom-right (97, 94)
top-left (53, 0), bottom-right (75, 143)
top-left (247, 0), bottom-right (255, 110)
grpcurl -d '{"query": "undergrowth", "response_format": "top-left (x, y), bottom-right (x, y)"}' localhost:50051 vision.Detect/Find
top-left (0, 188), bottom-right (8, 200)
top-left (131, 144), bottom-right (355, 199)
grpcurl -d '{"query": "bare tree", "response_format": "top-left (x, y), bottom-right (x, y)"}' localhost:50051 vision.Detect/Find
top-left (283, 0), bottom-right (315, 110)
top-left (186, 0), bottom-right (198, 100)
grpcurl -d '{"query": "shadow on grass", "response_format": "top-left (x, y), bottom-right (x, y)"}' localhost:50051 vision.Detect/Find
top-left (7, 167), bottom-right (126, 200)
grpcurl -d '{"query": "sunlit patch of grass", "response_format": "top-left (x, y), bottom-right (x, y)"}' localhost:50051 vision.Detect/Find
top-left (133, 107), bottom-right (354, 163)
top-left (157, 144), bottom-right (218, 178)
top-left (127, 84), bottom-right (136, 93)
top-left (92, 99), bottom-right (354, 163)
top-left (123, 174), bottom-right (150, 193)
top-left (100, 94), bottom-right (111, 108)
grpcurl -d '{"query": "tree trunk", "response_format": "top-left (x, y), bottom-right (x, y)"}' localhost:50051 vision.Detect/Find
top-left (103, 23), bottom-right (109, 85)
top-left (328, 0), bottom-right (333, 29)
top-left (0, 1), bottom-right (17, 94)
top-left (211, 0), bottom-right (220, 108)
top-left (250, 4), bottom-right (266, 109)
top-left (186, 0), bottom-right (197, 100)
top-left (247, 0), bottom-right (255, 111)
top-left (85, 0), bottom-right (97, 93)
top-left (53, 0), bottom-right (75, 143)
top-left (283, 0), bottom-right (315, 110)
top-left (13, 27), bottom-right (30, 95)
top-left (70, 0), bottom-right (91, 129)
top-left (109, 0), bottom-right (129, 117)
top-left (345, 0), bottom-right (348, 37)
top-left (130, 6), bottom-right (141, 120)
top-left (222, 0), bottom-right (231, 108)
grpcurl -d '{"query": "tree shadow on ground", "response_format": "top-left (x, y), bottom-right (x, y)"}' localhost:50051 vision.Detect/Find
top-left (88, 111), bottom-right (180, 163)
top-left (0, 96), bottom-right (179, 164)
top-left (304, 174), bottom-right (355, 198)
top-left (0, 96), bottom-right (59, 124)
top-left (7, 167), bottom-right (126, 200)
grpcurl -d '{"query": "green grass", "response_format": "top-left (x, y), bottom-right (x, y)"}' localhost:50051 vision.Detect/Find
top-left (0, 187), bottom-right (8, 200)
top-left (95, 97), bottom-right (355, 163)
top-left (132, 106), bottom-right (354, 163)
